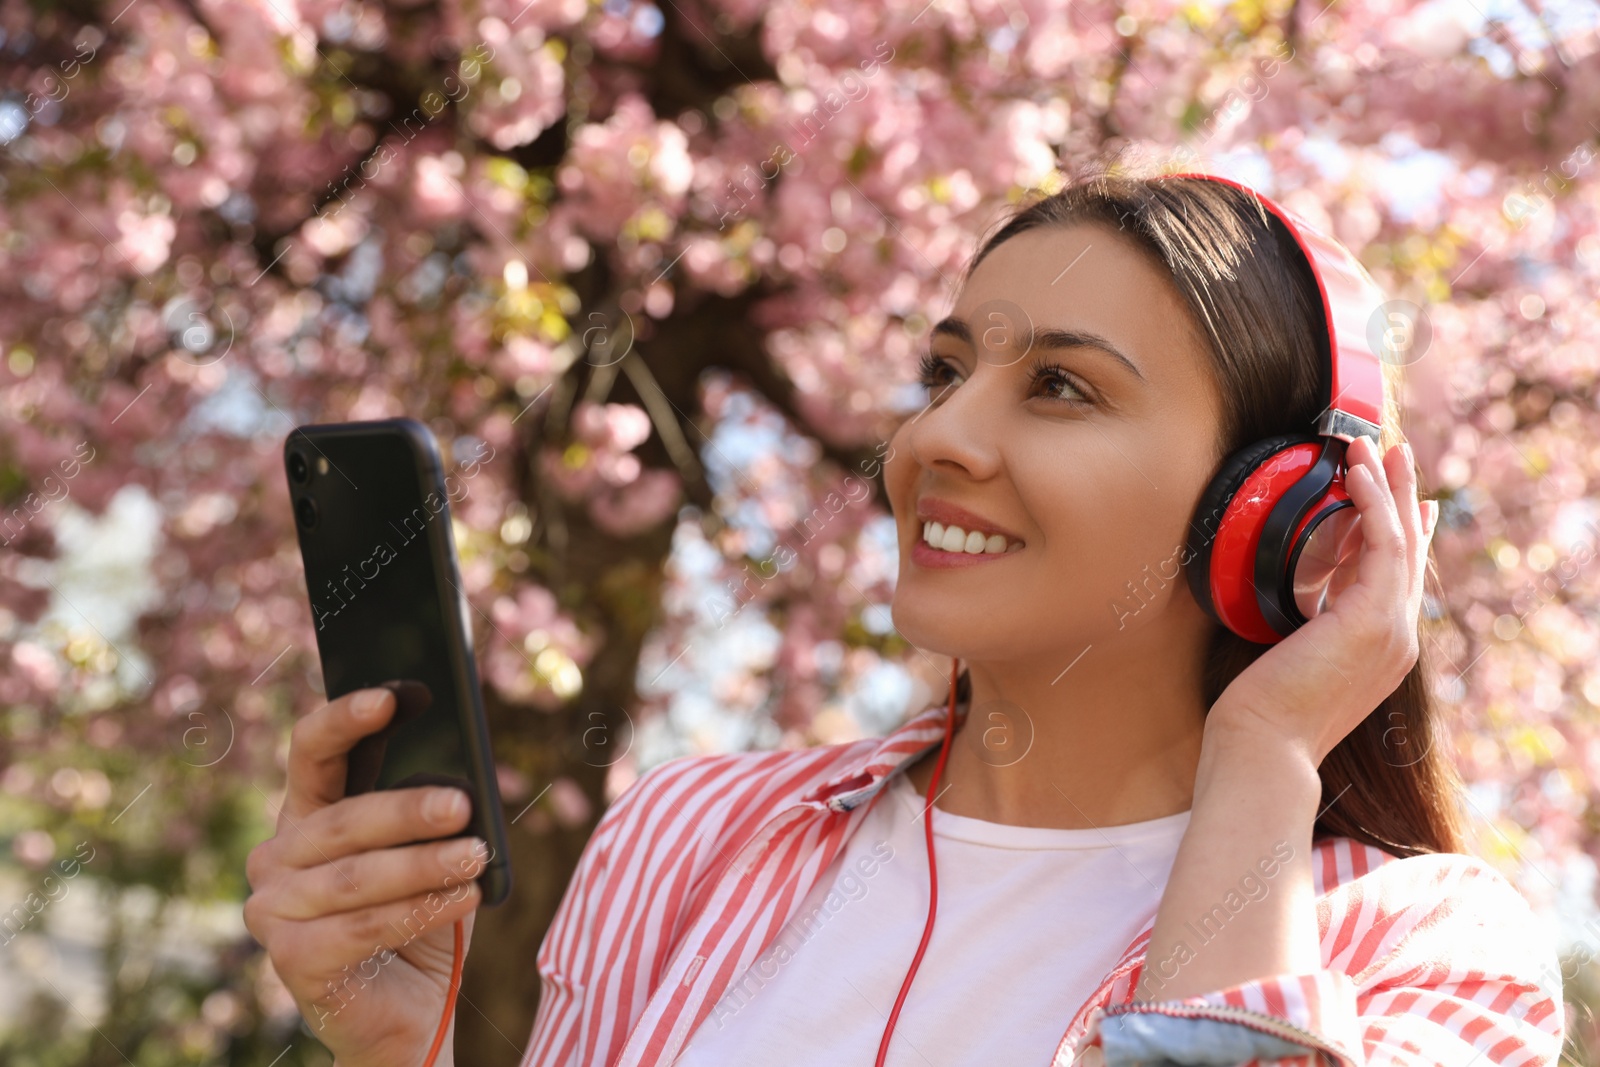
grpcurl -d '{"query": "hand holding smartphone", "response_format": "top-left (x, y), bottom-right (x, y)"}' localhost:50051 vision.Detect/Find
top-left (282, 417), bottom-right (511, 904)
top-left (243, 418), bottom-right (513, 1066)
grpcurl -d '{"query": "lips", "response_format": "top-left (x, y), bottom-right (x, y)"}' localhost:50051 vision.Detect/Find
top-left (914, 497), bottom-right (1026, 546)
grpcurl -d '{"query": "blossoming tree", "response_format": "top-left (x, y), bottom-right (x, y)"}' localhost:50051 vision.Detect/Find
top-left (2, 0), bottom-right (1598, 1061)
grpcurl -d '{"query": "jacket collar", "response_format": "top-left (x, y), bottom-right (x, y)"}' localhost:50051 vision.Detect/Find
top-left (799, 697), bottom-right (970, 812)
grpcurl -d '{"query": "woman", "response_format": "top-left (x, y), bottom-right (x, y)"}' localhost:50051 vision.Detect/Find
top-left (243, 164), bottom-right (1566, 1067)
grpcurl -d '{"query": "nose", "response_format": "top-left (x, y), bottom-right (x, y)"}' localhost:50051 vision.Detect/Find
top-left (903, 362), bottom-right (1006, 481)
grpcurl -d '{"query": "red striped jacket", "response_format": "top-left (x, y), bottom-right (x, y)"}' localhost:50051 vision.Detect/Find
top-left (521, 699), bottom-right (1565, 1067)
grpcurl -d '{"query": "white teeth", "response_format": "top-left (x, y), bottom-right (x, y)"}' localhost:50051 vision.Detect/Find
top-left (920, 520), bottom-right (1018, 555)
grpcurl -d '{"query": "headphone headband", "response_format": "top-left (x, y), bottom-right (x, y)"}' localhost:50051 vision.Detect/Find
top-left (1160, 171), bottom-right (1395, 642)
top-left (1160, 172), bottom-right (1389, 442)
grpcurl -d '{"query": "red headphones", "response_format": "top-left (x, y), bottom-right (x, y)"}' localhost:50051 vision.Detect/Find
top-left (1166, 172), bottom-right (1391, 645)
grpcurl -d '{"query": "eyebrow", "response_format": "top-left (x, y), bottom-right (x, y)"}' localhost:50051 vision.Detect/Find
top-left (930, 317), bottom-right (1146, 382)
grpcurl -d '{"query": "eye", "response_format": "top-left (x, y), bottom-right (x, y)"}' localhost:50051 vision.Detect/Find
top-left (916, 351), bottom-right (958, 397)
top-left (1028, 362), bottom-right (1093, 406)
top-left (915, 352), bottom-right (1096, 408)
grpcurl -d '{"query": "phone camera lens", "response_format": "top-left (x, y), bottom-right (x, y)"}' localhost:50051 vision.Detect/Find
top-left (288, 451), bottom-right (310, 484)
top-left (295, 496), bottom-right (318, 530)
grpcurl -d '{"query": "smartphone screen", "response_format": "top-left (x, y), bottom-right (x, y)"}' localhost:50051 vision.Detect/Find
top-left (284, 418), bottom-right (510, 905)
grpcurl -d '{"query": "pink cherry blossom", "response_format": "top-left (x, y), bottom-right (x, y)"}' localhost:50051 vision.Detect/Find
top-left (4, 0), bottom-right (1599, 1053)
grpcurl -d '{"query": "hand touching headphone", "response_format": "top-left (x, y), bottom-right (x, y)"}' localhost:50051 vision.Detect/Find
top-left (1169, 173), bottom-right (1393, 645)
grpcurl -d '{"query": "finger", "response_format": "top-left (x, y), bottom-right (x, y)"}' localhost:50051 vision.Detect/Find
top-left (283, 688), bottom-right (396, 821)
top-left (1420, 500), bottom-right (1441, 586)
top-left (268, 836), bottom-right (488, 921)
top-left (1344, 440), bottom-right (1407, 600)
top-left (1386, 440), bottom-right (1421, 543)
top-left (280, 881), bottom-right (483, 1001)
top-left (1354, 436), bottom-right (1401, 522)
top-left (276, 785), bottom-right (475, 869)
top-left (1350, 434), bottom-right (1383, 477)
top-left (1386, 439), bottom-right (1425, 595)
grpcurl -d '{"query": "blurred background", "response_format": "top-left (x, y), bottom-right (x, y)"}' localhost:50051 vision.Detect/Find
top-left (2, 0), bottom-right (1599, 1063)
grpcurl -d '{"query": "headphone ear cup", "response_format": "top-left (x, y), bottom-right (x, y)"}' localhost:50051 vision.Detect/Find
top-left (1185, 433), bottom-right (1320, 631)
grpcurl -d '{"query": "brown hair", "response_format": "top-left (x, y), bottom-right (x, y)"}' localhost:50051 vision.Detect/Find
top-left (948, 153), bottom-right (1466, 858)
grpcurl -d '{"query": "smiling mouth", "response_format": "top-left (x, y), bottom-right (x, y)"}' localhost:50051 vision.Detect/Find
top-left (919, 521), bottom-right (1024, 556)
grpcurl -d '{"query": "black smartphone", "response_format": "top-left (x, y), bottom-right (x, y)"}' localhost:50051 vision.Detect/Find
top-left (283, 417), bottom-right (512, 907)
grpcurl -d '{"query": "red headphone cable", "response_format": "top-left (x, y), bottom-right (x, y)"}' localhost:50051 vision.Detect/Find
top-left (421, 917), bottom-right (466, 1067)
top-left (874, 657), bottom-right (960, 1067)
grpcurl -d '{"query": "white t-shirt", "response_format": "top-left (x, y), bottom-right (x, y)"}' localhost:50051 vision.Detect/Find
top-left (675, 769), bottom-right (1192, 1066)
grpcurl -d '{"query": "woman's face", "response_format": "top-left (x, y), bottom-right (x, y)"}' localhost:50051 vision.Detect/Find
top-left (885, 222), bottom-right (1230, 666)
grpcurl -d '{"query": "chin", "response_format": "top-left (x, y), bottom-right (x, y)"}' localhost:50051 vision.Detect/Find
top-left (888, 592), bottom-right (980, 661)
top-left (887, 598), bottom-right (937, 653)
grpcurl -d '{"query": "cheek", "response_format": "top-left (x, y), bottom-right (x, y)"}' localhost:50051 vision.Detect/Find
top-left (1017, 460), bottom-right (1186, 584)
